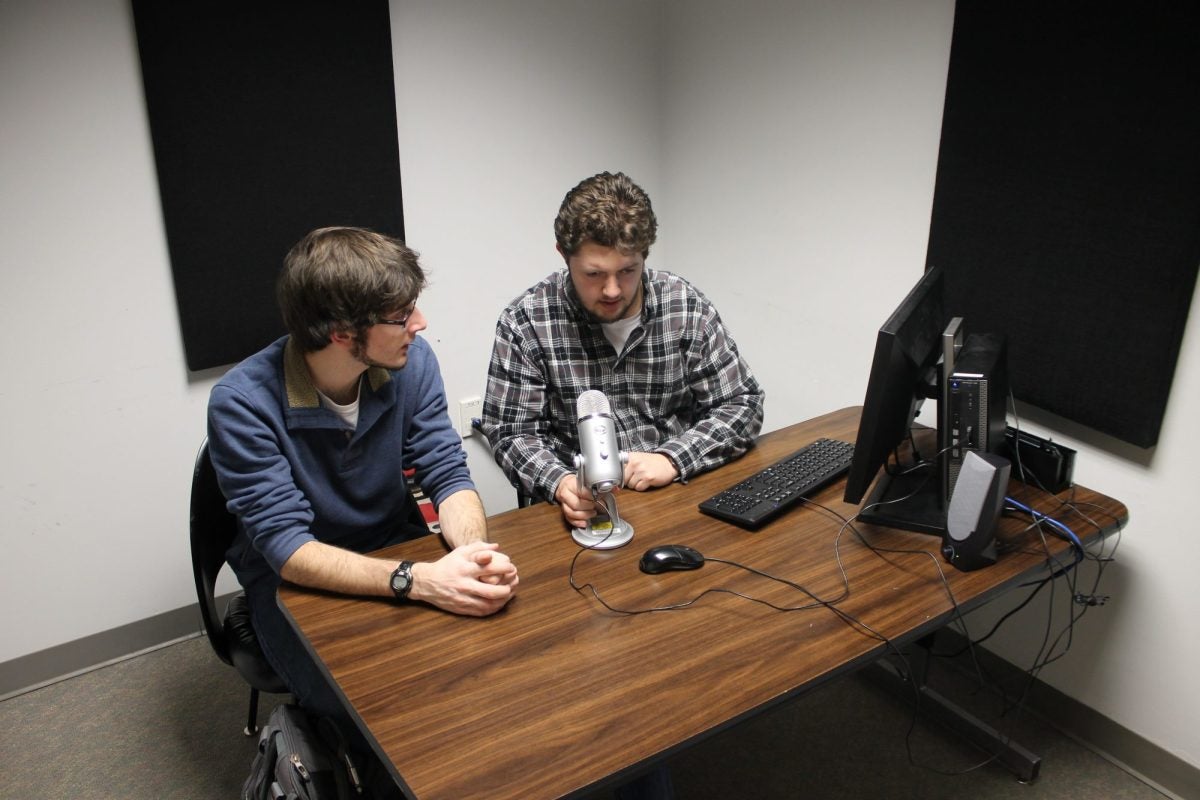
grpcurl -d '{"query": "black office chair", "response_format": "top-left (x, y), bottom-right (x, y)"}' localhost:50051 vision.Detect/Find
top-left (190, 439), bottom-right (288, 736)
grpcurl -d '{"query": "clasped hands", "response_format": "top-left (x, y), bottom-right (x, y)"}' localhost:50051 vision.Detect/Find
top-left (411, 541), bottom-right (519, 617)
top-left (554, 451), bottom-right (678, 529)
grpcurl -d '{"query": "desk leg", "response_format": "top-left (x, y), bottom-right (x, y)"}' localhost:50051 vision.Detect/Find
top-left (868, 637), bottom-right (1042, 783)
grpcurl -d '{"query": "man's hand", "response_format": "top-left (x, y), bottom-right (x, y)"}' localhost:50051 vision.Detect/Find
top-left (624, 452), bottom-right (678, 491)
top-left (409, 541), bottom-right (518, 617)
top-left (554, 473), bottom-right (598, 528)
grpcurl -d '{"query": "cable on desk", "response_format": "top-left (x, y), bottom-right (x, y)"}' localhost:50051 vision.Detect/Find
top-left (829, 434), bottom-right (1115, 777)
top-left (1006, 396), bottom-right (1123, 601)
top-left (808, 501), bottom-right (1017, 774)
top-left (568, 541), bottom-right (880, 637)
top-left (916, 401), bottom-right (1125, 766)
top-left (923, 492), bottom-right (1125, 751)
top-left (847, 409), bottom-right (1126, 776)
top-left (1005, 496), bottom-right (1084, 554)
top-left (570, 419), bottom-right (1125, 780)
top-left (566, 507), bottom-right (912, 677)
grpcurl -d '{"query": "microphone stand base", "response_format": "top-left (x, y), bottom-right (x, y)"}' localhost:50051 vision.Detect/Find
top-left (571, 523), bottom-right (634, 550)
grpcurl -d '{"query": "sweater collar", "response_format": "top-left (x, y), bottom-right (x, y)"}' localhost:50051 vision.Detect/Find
top-left (282, 337), bottom-right (391, 410)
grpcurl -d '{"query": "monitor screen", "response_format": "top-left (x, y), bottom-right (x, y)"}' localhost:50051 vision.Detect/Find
top-left (843, 266), bottom-right (948, 535)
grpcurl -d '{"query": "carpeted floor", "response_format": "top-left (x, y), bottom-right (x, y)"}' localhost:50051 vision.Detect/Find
top-left (0, 635), bottom-right (1169, 799)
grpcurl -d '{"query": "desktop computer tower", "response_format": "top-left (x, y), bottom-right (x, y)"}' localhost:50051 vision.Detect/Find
top-left (944, 332), bottom-right (1008, 500)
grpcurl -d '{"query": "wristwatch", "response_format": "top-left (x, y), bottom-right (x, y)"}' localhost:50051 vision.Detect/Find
top-left (389, 560), bottom-right (415, 600)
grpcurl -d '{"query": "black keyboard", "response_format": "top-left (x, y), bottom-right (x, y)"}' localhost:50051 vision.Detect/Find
top-left (699, 438), bottom-right (855, 529)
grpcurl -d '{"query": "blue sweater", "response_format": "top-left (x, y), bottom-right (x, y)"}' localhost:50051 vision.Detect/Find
top-left (207, 335), bottom-right (474, 593)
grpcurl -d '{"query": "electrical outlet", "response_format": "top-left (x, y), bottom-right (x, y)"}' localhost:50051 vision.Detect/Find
top-left (458, 397), bottom-right (483, 437)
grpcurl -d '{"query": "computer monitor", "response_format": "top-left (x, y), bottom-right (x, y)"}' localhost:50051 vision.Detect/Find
top-left (843, 265), bottom-right (949, 535)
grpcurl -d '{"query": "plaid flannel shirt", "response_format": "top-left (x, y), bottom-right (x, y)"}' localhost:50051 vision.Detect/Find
top-left (479, 267), bottom-right (764, 502)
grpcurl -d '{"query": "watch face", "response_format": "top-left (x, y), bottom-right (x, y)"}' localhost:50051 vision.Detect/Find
top-left (391, 561), bottom-right (413, 598)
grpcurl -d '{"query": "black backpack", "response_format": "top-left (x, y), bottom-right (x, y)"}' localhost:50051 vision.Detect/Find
top-left (242, 703), bottom-right (364, 800)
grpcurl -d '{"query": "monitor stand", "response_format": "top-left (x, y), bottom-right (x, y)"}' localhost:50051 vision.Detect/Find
top-left (856, 467), bottom-right (947, 537)
top-left (856, 424), bottom-right (948, 536)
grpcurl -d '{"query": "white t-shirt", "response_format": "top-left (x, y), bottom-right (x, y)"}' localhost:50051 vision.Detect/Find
top-left (602, 315), bottom-right (640, 355)
top-left (317, 377), bottom-right (362, 430)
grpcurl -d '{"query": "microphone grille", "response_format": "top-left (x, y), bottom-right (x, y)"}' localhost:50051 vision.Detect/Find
top-left (576, 389), bottom-right (612, 418)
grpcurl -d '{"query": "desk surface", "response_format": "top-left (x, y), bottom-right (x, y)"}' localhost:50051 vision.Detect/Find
top-left (279, 407), bottom-right (1127, 800)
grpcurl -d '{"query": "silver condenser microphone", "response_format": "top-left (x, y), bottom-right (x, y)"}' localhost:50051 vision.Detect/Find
top-left (572, 390), bottom-right (634, 548)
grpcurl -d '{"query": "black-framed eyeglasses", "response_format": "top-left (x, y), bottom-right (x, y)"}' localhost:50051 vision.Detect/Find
top-left (374, 304), bottom-right (417, 327)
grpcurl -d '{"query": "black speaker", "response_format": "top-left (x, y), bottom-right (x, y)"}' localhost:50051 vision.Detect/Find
top-left (941, 451), bottom-right (1011, 572)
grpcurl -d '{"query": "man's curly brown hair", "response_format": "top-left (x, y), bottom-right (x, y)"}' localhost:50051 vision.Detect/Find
top-left (553, 172), bottom-right (658, 258)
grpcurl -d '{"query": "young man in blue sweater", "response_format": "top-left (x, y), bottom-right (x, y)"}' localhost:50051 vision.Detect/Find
top-left (207, 227), bottom-right (518, 728)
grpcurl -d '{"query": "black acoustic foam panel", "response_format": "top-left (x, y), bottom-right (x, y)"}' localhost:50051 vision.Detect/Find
top-left (927, 4), bottom-right (1200, 448)
top-left (133, 1), bottom-right (404, 371)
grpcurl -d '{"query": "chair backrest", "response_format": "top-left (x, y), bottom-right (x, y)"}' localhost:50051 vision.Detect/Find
top-left (191, 440), bottom-right (432, 664)
top-left (190, 439), bottom-right (239, 666)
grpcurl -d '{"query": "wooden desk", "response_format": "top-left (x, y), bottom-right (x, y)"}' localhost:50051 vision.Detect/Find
top-left (278, 407), bottom-right (1127, 800)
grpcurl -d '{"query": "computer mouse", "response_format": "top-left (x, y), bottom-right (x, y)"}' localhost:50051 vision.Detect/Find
top-left (639, 544), bottom-right (705, 574)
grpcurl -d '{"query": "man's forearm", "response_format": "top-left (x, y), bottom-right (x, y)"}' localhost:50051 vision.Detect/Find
top-left (279, 540), bottom-right (396, 597)
top-left (492, 433), bottom-right (571, 503)
top-left (436, 488), bottom-right (489, 548)
top-left (658, 397), bottom-right (764, 479)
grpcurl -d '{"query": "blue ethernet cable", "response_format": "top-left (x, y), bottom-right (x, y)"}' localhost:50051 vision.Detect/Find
top-left (1004, 496), bottom-right (1084, 554)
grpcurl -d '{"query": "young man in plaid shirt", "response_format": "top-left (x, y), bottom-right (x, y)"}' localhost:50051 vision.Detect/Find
top-left (480, 171), bottom-right (765, 530)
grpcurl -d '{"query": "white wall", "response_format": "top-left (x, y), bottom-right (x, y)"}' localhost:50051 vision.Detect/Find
top-left (1, 0), bottom-right (210, 659)
top-left (387, 0), bottom-right (666, 515)
top-left (2, 0), bottom-right (1196, 775)
top-left (658, 0), bottom-right (954, 433)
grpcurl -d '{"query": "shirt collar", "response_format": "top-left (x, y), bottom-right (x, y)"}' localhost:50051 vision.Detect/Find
top-left (282, 337), bottom-right (391, 410)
